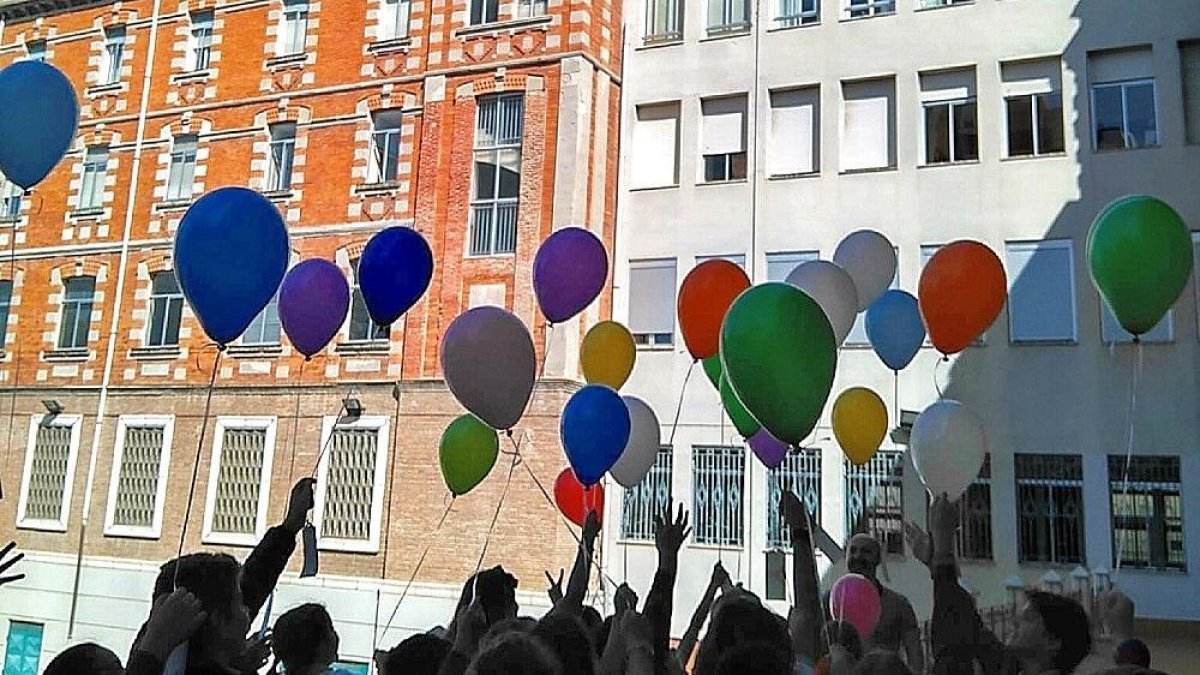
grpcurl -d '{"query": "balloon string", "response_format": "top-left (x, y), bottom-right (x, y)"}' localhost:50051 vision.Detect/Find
top-left (377, 497), bottom-right (456, 643)
top-left (666, 360), bottom-right (696, 446)
top-left (286, 359), bottom-right (308, 485)
top-left (803, 501), bottom-right (834, 652)
top-left (892, 370), bottom-right (899, 444)
top-left (309, 401), bottom-right (347, 480)
top-left (1113, 341), bottom-right (1144, 576)
top-left (174, 347), bottom-right (224, 587)
top-left (2, 219), bottom-right (22, 490)
top-left (474, 444), bottom-right (521, 582)
top-left (933, 356), bottom-right (948, 400)
top-left (717, 397), bottom-right (725, 570)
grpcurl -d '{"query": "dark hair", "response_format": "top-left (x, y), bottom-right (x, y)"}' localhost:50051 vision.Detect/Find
top-left (533, 613), bottom-right (596, 675)
top-left (384, 634), bottom-right (452, 675)
top-left (466, 632), bottom-right (562, 675)
top-left (694, 599), bottom-right (792, 675)
top-left (823, 620), bottom-right (862, 661)
top-left (154, 553), bottom-right (241, 616)
top-left (1114, 638), bottom-right (1151, 668)
top-left (580, 607), bottom-right (604, 656)
top-left (596, 615), bottom-right (614, 655)
top-left (852, 649), bottom-right (913, 675)
top-left (1025, 591), bottom-right (1092, 673)
top-left (714, 641), bottom-right (792, 675)
top-left (45, 644), bottom-right (123, 675)
top-left (273, 603), bottom-right (337, 670)
top-left (456, 566), bottom-right (519, 626)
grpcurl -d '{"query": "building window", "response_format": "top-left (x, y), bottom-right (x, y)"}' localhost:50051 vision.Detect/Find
top-left (243, 293), bottom-right (281, 345)
top-left (277, 0), bottom-right (309, 56)
top-left (921, 69), bottom-right (978, 164)
top-left (349, 257), bottom-right (388, 342)
top-left (379, 0), bottom-right (412, 40)
top-left (516, 0), bottom-right (547, 18)
top-left (1089, 47), bottom-right (1157, 150)
top-left (368, 110), bottom-right (402, 185)
top-left (471, 94), bottom-right (523, 256)
top-left (203, 418), bottom-right (275, 545)
top-left (917, 0), bottom-right (968, 5)
top-left (846, 0), bottom-right (892, 19)
top-left (845, 450), bottom-right (904, 555)
top-left (768, 87), bottom-right (818, 176)
top-left (766, 448), bottom-right (820, 549)
top-left (645, 0), bottom-right (681, 41)
top-left (79, 147), bottom-right (109, 210)
top-left (1183, 41), bottom-right (1200, 145)
top-left (1, 181), bottom-right (21, 220)
top-left (187, 11), bottom-right (214, 72)
top-left (707, 0), bottom-right (749, 33)
top-left (101, 27), bottom-right (125, 85)
top-left (470, 0), bottom-right (498, 25)
top-left (1002, 59), bottom-right (1065, 157)
top-left (700, 96), bottom-right (748, 182)
top-left (628, 259), bottom-right (676, 347)
top-left (927, 454), bottom-right (993, 560)
top-left (105, 417), bottom-right (172, 538)
top-left (4, 621), bottom-right (44, 675)
top-left (841, 78), bottom-right (894, 171)
top-left (696, 253), bottom-right (746, 269)
top-left (692, 446), bottom-right (744, 546)
top-left (58, 276), bottom-right (95, 350)
top-left (267, 123), bottom-right (296, 192)
top-left (765, 250), bottom-right (818, 283)
top-left (1101, 306), bottom-right (1173, 344)
top-left (1015, 453), bottom-right (1085, 564)
top-left (0, 280), bottom-right (12, 345)
top-left (25, 40), bottom-right (45, 62)
top-left (17, 416), bottom-right (81, 532)
top-left (166, 135), bottom-right (198, 202)
top-left (776, 0), bottom-right (817, 27)
top-left (1109, 455), bottom-right (1185, 571)
top-left (621, 448), bottom-right (672, 541)
top-left (1005, 240), bottom-right (1077, 344)
top-left (630, 102), bottom-right (680, 189)
top-left (146, 271), bottom-right (184, 348)
top-left (315, 417), bottom-right (390, 552)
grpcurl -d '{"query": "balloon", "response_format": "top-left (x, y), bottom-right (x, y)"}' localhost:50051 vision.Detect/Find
top-left (0, 61), bottom-right (79, 190)
top-left (441, 307), bottom-right (535, 430)
top-left (278, 260), bottom-right (350, 359)
top-left (678, 260), bottom-right (751, 361)
top-left (439, 414), bottom-right (499, 496)
top-left (1088, 195), bottom-right (1193, 336)
top-left (910, 400), bottom-right (986, 500)
top-left (611, 396), bottom-right (661, 488)
top-left (554, 468), bottom-right (604, 528)
top-left (833, 231), bottom-right (896, 311)
top-left (719, 374), bottom-right (760, 439)
top-left (174, 187), bottom-right (289, 346)
top-left (829, 574), bottom-right (882, 640)
top-left (832, 388), bottom-right (888, 466)
top-left (533, 227), bottom-right (608, 324)
top-left (359, 226), bottom-right (434, 327)
top-left (748, 428), bottom-right (788, 469)
top-left (580, 321), bottom-right (635, 390)
top-left (720, 283), bottom-right (837, 445)
top-left (865, 290), bottom-right (925, 371)
top-left (919, 241), bottom-right (1007, 355)
top-left (786, 260), bottom-right (859, 345)
top-left (701, 354), bottom-right (722, 391)
top-left (561, 385), bottom-right (631, 486)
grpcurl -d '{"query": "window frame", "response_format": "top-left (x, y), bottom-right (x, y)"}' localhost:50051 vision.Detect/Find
top-left (1015, 453), bottom-right (1086, 564)
top-left (313, 415), bottom-right (391, 553)
top-left (628, 258), bottom-right (677, 348)
top-left (691, 445), bottom-right (746, 547)
top-left (469, 0), bottom-right (499, 25)
top-left (202, 416), bottom-right (277, 547)
top-left (1090, 78), bottom-right (1159, 151)
top-left (706, 0), bottom-right (750, 34)
top-left (101, 27), bottom-right (126, 85)
top-left (16, 414), bottom-right (83, 532)
top-left (348, 257), bottom-right (389, 343)
top-left (166, 135), bottom-right (198, 202)
top-left (1004, 91), bottom-right (1065, 158)
top-left (644, 0), bottom-right (682, 41)
top-left (79, 147), bottom-right (109, 210)
top-left (146, 271), bottom-right (184, 348)
top-left (775, 0), bottom-right (818, 27)
top-left (277, 0), bottom-right (310, 56)
top-left (368, 110), bottom-right (402, 186)
top-left (103, 415), bottom-right (174, 539)
top-left (766, 447), bottom-right (821, 549)
top-left (844, 450), bottom-right (905, 555)
top-left (845, 0), bottom-right (893, 19)
top-left (267, 123), bottom-right (297, 192)
top-left (469, 94), bottom-right (524, 257)
top-left (1107, 455), bottom-right (1185, 571)
top-left (1005, 239), bottom-right (1078, 344)
top-left (242, 292), bottom-right (282, 346)
top-left (620, 447), bottom-right (673, 542)
top-left (922, 97), bottom-right (978, 165)
top-left (379, 0), bottom-right (413, 40)
top-left (0, 279), bottom-right (12, 345)
top-left (187, 11), bottom-right (214, 72)
top-left (57, 276), bottom-right (96, 351)
top-left (1, 181), bottom-right (22, 220)
top-left (25, 40), bottom-right (46, 62)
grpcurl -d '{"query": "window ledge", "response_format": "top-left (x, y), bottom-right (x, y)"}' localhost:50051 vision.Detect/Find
top-left (839, 165), bottom-right (898, 175)
top-left (335, 341), bottom-right (391, 355)
top-left (1093, 145), bottom-right (1160, 155)
top-left (43, 348), bottom-right (89, 362)
top-left (263, 189), bottom-right (296, 202)
top-left (698, 178), bottom-right (749, 186)
top-left (154, 199), bottom-right (193, 213)
top-left (616, 538), bottom-right (655, 546)
top-left (455, 15), bottom-right (553, 39)
top-left (227, 344), bottom-right (284, 358)
top-left (634, 344), bottom-right (675, 352)
top-left (86, 82), bottom-right (126, 96)
top-left (919, 160), bottom-right (981, 170)
top-left (1010, 339), bottom-right (1077, 346)
top-left (639, 34), bottom-right (682, 49)
top-left (1103, 566), bottom-right (1188, 575)
top-left (266, 52), bottom-right (309, 69)
top-left (839, 12), bottom-right (897, 23)
top-left (69, 207), bottom-right (105, 220)
top-left (628, 183), bottom-right (680, 192)
top-left (701, 26), bottom-right (751, 41)
top-left (465, 252), bottom-right (517, 259)
top-left (767, 19), bottom-right (820, 33)
top-left (202, 532), bottom-right (260, 548)
top-left (914, 1), bottom-right (973, 12)
top-left (103, 527), bottom-right (160, 540)
top-left (171, 69), bottom-right (211, 84)
top-left (16, 520), bottom-right (67, 533)
top-left (317, 539), bottom-right (381, 554)
top-left (767, 171), bottom-right (820, 181)
top-left (129, 345), bottom-right (182, 360)
top-left (367, 37), bottom-right (414, 54)
top-left (0, 215), bottom-right (21, 225)
top-left (1001, 151), bottom-right (1068, 163)
top-left (840, 342), bottom-right (872, 350)
top-left (354, 182), bottom-right (402, 196)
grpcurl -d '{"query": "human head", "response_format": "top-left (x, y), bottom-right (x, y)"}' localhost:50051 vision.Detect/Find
top-left (45, 643), bottom-right (123, 675)
top-left (1114, 638), bottom-right (1151, 668)
top-left (1007, 591), bottom-right (1091, 674)
top-left (851, 649), bottom-right (913, 675)
top-left (382, 633), bottom-right (451, 675)
top-left (457, 566), bottom-right (519, 626)
top-left (823, 620), bottom-right (862, 661)
top-left (153, 553), bottom-right (248, 668)
top-left (694, 596), bottom-right (791, 675)
top-left (273, 603), bottom-right (339, 673)
top-left (533, 613), bottom-right (596, 675)
top-left (466, 632), bottom-right (562, 675)
top-left (714, 641), bottom-right (792, 675)
top-left (846, 534), bottom-right (881, 577)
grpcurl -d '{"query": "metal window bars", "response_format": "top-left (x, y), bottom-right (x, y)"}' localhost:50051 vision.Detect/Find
top-left (212, 428), bottom-right (268, 535)
top-left (1015, 454), bottom-right (1085, 564)
top-left (1108, 455), bottom-right (1185, 570)
top-left (645, 0), bottom-right (681, 41)
top-left (26, 425), bottom-right (72, 522)
top-left (693, 446), bottom-right (745, 546)
top-left (846, 0), bottom-right (893, 18)
top-left (621, 448), bottom-right (673, 540)
top-left (113, 426), bottom-right (165, 528)
top-left (845, 450), bottom-right (905, 555)
top-left (323, 428), bottom-right (379, 541)
top-left (766, 448), bottom-right (821, 549)
top-left (775, 0), bottom-right (817, 27)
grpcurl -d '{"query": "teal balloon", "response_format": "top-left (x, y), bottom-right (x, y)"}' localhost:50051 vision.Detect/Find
top-left (720, 283), bottom-right (837, 445)
top-left (719, 373), bottom-right (760, 439)
top-left (1088, 195), bottom-right (1193, 336)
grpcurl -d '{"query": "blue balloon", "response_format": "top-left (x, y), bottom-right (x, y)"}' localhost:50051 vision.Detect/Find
top-left (0, 61), bottom-right (80, 190)
top-left (359, 226), bottom-right (434, 326)
top-left (174, 187), bottom-right (289, 346)
top-left (865, 290), bottom-right (926, 371)
top-left (560, 385), bottom-right (631, 486)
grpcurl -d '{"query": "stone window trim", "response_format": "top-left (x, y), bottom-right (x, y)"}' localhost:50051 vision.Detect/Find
top-left (313, 415), bottom-right (390, 553)
top-left (103, 414), bottom-right (174, 540)
top-left (86, 82), bottom-right (128, 97)
top-left (366, 36), bottom-right (413, 54)
top-left (170, 69), bottom-right (213, 85)
top-left (43, 348), bottom-right (90, 363)
top-left (68, 207), bottom-right (107, 221)
top-left (454, 13), bottom-right (553, 39)
top-left (266, 52), bottom-right (310, 70)
top-left (225, 343), bottom-right (285, 359)
top-left (16, 413), bottom-right (83, 533)
top-left (201, 416), bottom-right (277, 547)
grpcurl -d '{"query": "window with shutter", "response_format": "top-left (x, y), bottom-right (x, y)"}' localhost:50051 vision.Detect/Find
top-left (628, 259), bottom-right (676, 347)
top-left (768, 88), bottom-right (818, 176)
top-left (630, 103), bottom-right (680, 189)
top-left (1006, 240), bottom-right (1077, 343)
top-left (1182, 42), bottom-right (1200, 145)
top-left (840, 79), bottom-right (893, 171)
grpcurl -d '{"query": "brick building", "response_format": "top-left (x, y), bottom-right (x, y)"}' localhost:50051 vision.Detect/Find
top-left (0, 0), bottom-right (620, 668)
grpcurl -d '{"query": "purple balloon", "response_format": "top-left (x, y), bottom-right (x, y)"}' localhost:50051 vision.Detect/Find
top-left (533, 227), bottom-right (608, 324)
top-left (748, 428), bottom-right (789, 469)
top-left (279, 259), bottom-right (351, 359)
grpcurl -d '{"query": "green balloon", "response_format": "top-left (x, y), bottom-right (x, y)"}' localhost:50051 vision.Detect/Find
top-left (719, 373), bottom-right (760, 439)
top-left (1088, 195), bottom-right (1193, 336)
top-left (701, 354), bottom-right (722, 391)
top-left (720, 283), bottom-right (837, 445)
top-left (439, 414), bottom-right (499, 496)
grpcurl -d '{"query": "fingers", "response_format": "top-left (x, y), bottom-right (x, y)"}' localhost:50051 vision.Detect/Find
top-left (0, 541), bottom-right (16, 558)
top-left (0, 574), bottom-right (24, 587)
top-left (544, 570), bottom-right (554, 585)
top-left (0, 551), bottom-right (25, 574)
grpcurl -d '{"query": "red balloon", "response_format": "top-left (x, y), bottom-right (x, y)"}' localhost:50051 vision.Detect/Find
top-left (918, 241), bottom-right (1007, 355)
top-left (677, 260), bottom-right (751, 361)
top-left (553, 468), bottom-right (604, 527)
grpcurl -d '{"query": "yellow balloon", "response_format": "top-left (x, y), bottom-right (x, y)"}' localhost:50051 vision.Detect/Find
top-left (832, 387), bottom-right (888, 466)
top-left (580, 321), bottom-right (636, 389)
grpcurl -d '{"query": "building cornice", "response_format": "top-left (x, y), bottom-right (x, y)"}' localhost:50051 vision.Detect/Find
top-left (0, 0), bottom-right (114, 22)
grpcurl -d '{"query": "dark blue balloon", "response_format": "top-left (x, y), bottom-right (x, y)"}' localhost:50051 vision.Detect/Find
top-left (865, 290), bottom-right (926, 371)
top-left (561, 385), bottom-right (631, 486)
top-left (0, 61), bottom-right (79, 190)
top-left (174, 187), bottom-right (289, 346)
top-left (359, 226), bottom-right (434, 326)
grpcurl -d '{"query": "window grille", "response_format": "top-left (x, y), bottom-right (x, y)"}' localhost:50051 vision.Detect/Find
top-left (25, 425), bottom-right (73, 522)
top-left (1016, 454), bottom-right (1085, 564)
top-left (322, 428), bottom-right (379, 541)
top-left (112, 426), bottom-right (165, 529)
top-left (845, 450), bottom-right (904, 555)
top-left (1109, 455), bottom-right (1184, 570)
top-left (693, 446), bottom-right (744, 546)
top-left (211, 427), bottom-right (268, 536)
top-left (766, 448), bottom-right (821, 549)
top-left (621, 448), bottom-right (673, 540)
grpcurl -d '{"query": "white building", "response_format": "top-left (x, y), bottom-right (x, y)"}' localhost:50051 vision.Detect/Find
top-left (605, 0), bottom-right (1200, 650)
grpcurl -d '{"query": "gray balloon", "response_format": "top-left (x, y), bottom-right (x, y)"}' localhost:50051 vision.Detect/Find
top-left (611, 395), bottom-right (661, 488)
top-left (441, 306), bottom-right (536, 431)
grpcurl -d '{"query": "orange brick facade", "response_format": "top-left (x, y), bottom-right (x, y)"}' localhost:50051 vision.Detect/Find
top-left (0, 0), bottom-right (620, 654)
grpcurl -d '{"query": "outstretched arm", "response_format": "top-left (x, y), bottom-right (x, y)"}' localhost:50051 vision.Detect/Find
top-left (643, 504), bottom-right (690, 675)
top-left (781, 490), bottom-right (824, 663)
top-left (675, 561), bottom-right (728, 667)
top-left (562, 510), bottom-right (601, 612)
top-left (241, 478), bottom-right (315, 615)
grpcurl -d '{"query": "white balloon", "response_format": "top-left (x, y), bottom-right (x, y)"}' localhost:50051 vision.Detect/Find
top-left (910, 400), bottom-right (986, 500)
top-left (611, 396), bottom-right (661, 488)
top-left (785, 260), bottom-right (859, 345)
top-left (833, 230), bottom-right (897, 311)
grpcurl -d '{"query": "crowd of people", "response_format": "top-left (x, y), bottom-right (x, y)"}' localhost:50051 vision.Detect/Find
top-left (11, 479), bottom-right (1169, 675)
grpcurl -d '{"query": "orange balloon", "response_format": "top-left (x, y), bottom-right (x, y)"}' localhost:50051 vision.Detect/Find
top-left (918, 241), bottom-right (1007, 355)
top-left (677, 260), bottom-right (751, 360)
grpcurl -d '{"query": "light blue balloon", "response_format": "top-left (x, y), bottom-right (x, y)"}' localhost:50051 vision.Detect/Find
top-left (560, 384), bottom-right (631, 486)
top-left (865, 290), bottom-right (925, 371)
top-left (174, 188), bottom-right (290, 346)
top-left (0, 61), bottom-right (79, 190)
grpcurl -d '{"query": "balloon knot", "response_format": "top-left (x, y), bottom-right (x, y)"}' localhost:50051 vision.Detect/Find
top-left (217, 344), bottom-right (228, 353)
top-left (304, 356), bottom-right (312, 363)
top-left (941, 355), bottom-right (949, 363)
top-left (1132, 335), bottom-right (1141, 345)
top-left (506, 429), bottom-right (514, 438)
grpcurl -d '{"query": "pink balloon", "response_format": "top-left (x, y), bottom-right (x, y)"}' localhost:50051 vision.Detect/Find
top-left (829, 573), bottom-right (881, 640)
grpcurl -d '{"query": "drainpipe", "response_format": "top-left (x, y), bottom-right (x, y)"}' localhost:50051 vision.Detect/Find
top-left (67, 0), bottom-right (165, 638)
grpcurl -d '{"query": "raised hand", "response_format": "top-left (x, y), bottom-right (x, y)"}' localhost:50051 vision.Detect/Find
top-left (710, 561), bottom-right (730, 590)
top-left (545, 568), bottom-right (565, 604)
top-left (928, 494), bottom-right (960, 536)
top-left (139, 589), bottom-right (208, 661)
top-left (234, 632), bottom-right (272, 674)
top-left (0, 542), bottom-right (25, 588)
top-left (780, 490), bottom-right (808, 534)
top-left (614, 583), bottom-right (639, 614)
top-left (654, 504), bottom-right (691, 558)
top-left (583, 510), bottom-right (601, 545)
top-left (283, 478), bottom-right (316, 534)
top-left (903, 521), bottom-right (932, 567)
